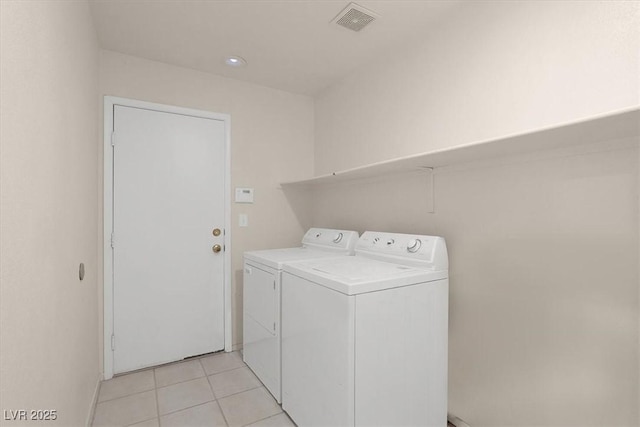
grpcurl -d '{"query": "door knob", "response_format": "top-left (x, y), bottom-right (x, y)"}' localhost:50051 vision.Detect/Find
top-left (212, 244), bottom-right (222, 253)
top-left (212, 228), bottom-right (221, 236)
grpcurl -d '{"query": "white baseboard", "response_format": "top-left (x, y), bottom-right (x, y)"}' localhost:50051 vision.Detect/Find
top-left (86, 374), bottom-right (103, 427)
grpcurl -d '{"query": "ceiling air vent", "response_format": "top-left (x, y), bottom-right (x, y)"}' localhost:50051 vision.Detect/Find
top-left (332, 2), bottom-right (378, 32)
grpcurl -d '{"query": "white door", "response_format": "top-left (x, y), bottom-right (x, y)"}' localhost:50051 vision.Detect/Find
top-left (112, 104), bottom-right (226, 374)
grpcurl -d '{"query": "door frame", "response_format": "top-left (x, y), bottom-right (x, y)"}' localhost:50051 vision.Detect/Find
top-left (103, 96), bottom-right (232, 379)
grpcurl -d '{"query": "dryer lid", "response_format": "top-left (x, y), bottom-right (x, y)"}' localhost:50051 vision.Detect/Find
top-left (244, 247), bottom-right (350, 270)
top-left (244, 228), bottom-right (359, 270)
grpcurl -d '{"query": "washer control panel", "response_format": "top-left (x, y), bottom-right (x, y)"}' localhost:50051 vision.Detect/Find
top-left (355, 231), bottom-right (448, 270)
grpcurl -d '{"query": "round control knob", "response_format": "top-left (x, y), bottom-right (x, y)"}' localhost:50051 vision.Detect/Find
top-left (386, 239), bottom-right (395, 245)
top-left (373, 237), bottom-right (380, 243)
top-left (406, 239), bottom-right (421, 253)
top-left (315, 232), bottom-right (322, 238)
top-left (333, 232), bottom-right (343, 243)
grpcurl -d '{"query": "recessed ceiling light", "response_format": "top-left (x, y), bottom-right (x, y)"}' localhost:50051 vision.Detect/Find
top-left (224, 56), bottom-right (247, 67)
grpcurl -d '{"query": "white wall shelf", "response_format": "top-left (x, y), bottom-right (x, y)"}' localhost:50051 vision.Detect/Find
top-left (281, 107), bottom-right (639, 187)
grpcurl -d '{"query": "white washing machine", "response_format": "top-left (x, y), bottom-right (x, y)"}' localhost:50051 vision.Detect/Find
top-left (281, 231), bottom-right (449, 427)
top-left (243, 228), bottom-right (359, 403)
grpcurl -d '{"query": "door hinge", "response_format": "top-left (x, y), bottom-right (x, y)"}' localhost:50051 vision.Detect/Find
top-left (110, 233), bottom-right (115, 248)
top-left (273, 322), bottom-right (276, 332)
top-left (273, 280), bottom-right (275, 290)
top-left (111, 131), bottom-right (116, 146)
top-left (111, 334), bottom-right (115, 351)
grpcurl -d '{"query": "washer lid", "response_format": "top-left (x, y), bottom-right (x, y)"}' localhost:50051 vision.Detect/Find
top-left (244, 247), bottom-right (352, 270)
top-left (282, 256), bottom-right (448, 295)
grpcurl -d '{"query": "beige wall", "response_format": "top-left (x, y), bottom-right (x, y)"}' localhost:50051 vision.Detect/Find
top-left (312, 1), bottom-right (640, 426)
top-left (98, 50), bottom-right (315, 359)
top-left (315, 0), bottom-right (639, 174)
top-left (0, 1), bottom-right (101, 425)
top-left (313, 143), bottom-right (638, 426)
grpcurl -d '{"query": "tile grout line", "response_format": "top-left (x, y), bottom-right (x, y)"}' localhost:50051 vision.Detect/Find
top-left (238, 395), bottom-right (286, 427)
top-left (233, 366), bottom-right (287, 425)
top-left (97, 359), bottom-right (243, 406)
top-left (155, 399), bottom-right (218, 420)
top-left (201, 353), bottom-right (247, 376)
top-left (108, 349), bottom-right (228, 381)
top-left (242, 411), bottom-right (289, 427)
top-left (206, 360), bottom-right (268, 402)
top-left (99, 362), bottom-right (232, 405)
top-left (155, 372), bottom-right (207, 390)
top-left (201, 358), bottom-right (231, 427)
top-left (108, 350), bottom-right (230, 383)
top-left (206, 364), bottom-right (249, 378)
top-left (96, 385), bottom-right (158, 404)
top-left (241, 413), bottom-right (276, 427)
top-left (216, 384), bottom-right (263, 401)
top-left (124, 415), bottom-right (157, 427)
top-left (204, 365), bottom-right (246, 376)
top-left (155, 380), bottom-right (216, 418)
top-left (97, 352), bottom-right (247, 424)
top-left (221, 357), bottom-right (284, 426)
top-left (116, 393), bottom-right (158, 427)
top-left (92, 381), bottom-right (157, 426)
top-left (154, 386), bottom-right (284, 427)
top-left (214, 400), bottom-right (230, 427)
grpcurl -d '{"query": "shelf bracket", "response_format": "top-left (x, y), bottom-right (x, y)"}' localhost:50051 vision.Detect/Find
top-left (416, 167), bottom-right (435, 214)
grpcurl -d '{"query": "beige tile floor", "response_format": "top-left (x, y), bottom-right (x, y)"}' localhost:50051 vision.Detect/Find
top-left (92, 351), bottom-right (295, 427)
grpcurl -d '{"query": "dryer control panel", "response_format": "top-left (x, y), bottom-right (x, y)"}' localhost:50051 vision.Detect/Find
top-left (355, 231), bottom-right (448, 271)
top-left (302, 228), bottom-right (359, 253)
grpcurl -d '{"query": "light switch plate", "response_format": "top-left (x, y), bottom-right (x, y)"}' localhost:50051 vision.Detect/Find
top-left (239, 214), bottom-right (249, 227)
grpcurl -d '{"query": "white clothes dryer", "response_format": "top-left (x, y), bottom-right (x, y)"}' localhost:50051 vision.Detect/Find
top-left (281, 231), bottom-right (449, 427)
top-left (243, 228), bottom-right (359, 403)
